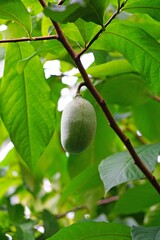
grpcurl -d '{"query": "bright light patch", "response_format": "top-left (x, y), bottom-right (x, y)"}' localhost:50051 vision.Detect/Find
top-left (44, 60), bottom-right (61, 78)
top-left (157, 155), bottom-right (160, 163)
top-left (25, 206), bottom-right (31, 219)
top-left (5, 234), bottom-right (12, 240)
top-left (80, 52), bottom-right (95, 69)
top-left (136, 130), bottom-right (142, 136)
top-left (66, 211), bottom-right (75, 220)
top-left (43, 178), bottom-right (52, 192)
top-left (0, 140), bottom-right (14, 162)
top-left (0, 24), bottom-right (8, 31)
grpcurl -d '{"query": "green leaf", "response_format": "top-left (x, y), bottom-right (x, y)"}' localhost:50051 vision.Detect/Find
top-left (87, 59), bottom-right (135, 78)
top-left (144, 204), bottom-right (160, 227)
top-left (47, 222), bottom-right (131, 240)
top-left (0, 43), bottom-right (56, 169)
top-left (123, 0), bottom-right (160, 22)
top-left (103, 23), bottom-right (160, 94)
top-left (8, 203), bottom-right (25, 224)
top-left (14, 220), bottom-right (35, 240)
top-left (44, 0), bottom-right (109, 25)
top-left (98, 143), bottom-right (160, 194)
top-left (0, 0), bottom-right (32, 34)
top-left (60, 165), bottom-right (102, 205)
top-left (113, 182), bottom-right (160, 215)
top-left (131, 226), bottom-right (160, 240)
top-left (37, 209), bottom-right (59, 240)
top-left (133, 99), bottom-right (160, 141)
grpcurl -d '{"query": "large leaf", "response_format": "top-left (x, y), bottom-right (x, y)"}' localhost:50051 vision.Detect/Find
top-left (113, 182), bottom-right (160, 215)
top-left (101, 23), bottom-right (160, 94)
top-left (131, 226), bottom-right (160, 240)
top-left (47, 222), bottom-right (131, 240)
top-left (0, 43), bottom-right (56, 169)
top-left (44, 0), bottom-right (109, 25)
top-left (98, 143), bottom-right (160, 194)
top-left (0, 0), bottom-right (32, 34)
top-left (123, 0), bottom-right (160, 22)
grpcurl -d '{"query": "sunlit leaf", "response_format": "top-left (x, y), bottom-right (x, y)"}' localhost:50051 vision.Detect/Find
top-left (47, 222), bottom-right (131, 240)
top-left (0, 42), bottom-right (56, 169)
top-left (0, 0), bottom-right (32, 34)
top-left (102, 23), bottom-right (160, 94)
top-left (123, 0), bottom-right (160, 22)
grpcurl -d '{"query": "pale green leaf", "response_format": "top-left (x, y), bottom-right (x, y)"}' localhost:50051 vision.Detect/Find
top-left (98, 144), bottom-right (160, 194)
top-left (47, 222), bottom-right (131, 240)
top-left (0, 42), bottom-right (56, 169)
top-left (0, 0), bottom-right (32, 34)
top-left (132, 226), bottom-right (160, 240)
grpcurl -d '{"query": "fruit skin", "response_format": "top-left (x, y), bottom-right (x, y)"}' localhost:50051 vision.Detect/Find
top-left (61, 94), bottom-right (97, 153)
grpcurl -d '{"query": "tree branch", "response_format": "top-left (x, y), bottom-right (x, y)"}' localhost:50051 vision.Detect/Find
top-left (39, 0), bottom-right (160, 194)
top-left (0, 35), bottom-right (57, 43)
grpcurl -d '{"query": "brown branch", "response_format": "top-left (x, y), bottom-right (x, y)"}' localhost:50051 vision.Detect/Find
top-left (39, 0), bottom-right (160, 194)
top-left (0, 35), bottom-right (57, 43)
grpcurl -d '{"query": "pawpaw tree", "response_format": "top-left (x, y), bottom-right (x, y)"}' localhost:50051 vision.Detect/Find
top-left (0, 0), bottom-right (160, 239)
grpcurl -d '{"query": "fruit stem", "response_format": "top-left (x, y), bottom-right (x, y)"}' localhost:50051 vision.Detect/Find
top-left (76, 82), bottom-right (87, 95)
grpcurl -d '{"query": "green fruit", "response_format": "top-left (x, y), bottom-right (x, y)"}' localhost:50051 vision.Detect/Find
top-left (61, 94), bottom-right (97, 153)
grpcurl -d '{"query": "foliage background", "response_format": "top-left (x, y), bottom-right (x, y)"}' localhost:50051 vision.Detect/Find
top-left (0, 0), bottom-right (160, 239)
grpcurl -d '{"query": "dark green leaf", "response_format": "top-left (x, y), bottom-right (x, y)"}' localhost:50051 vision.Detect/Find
top-left (60, 165), bottom-right (102, 205)
top-left (0, 43), bottom-right (56, 169)
top-left (44, 0), bottom-right (109, 25)
top-left (37, 209), bottom-right (59, 240)
top-left (144, 204), bottom-right (160, 227)
top-left (47, 222), bottom-right (131, 240)
top-left (98, 144), bottom-right (160, 194)
top-left (14, 220), bottom-right (35, 240)
top-left (8, 203), bottom-right (24, 224)
top-left (133, 99), bottom-right (160, 141)
top-left (113, 182), bottom-right (160, 215)
top-left (131, 226), bottom-right (160, 240)
top-left (123, 0), bottom-right (160, 22)
top-left (0, 0), bottom-right (32, 34)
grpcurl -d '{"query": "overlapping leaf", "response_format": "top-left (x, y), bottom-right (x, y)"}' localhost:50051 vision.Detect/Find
top-left (98, 143), bottom-right (160, 194)
top-left (0, 43), bottom-right (56, 169)
top-left (0, 0), bottom-right (32, 34)
top-left (44, 0), bottom-right (109, 25)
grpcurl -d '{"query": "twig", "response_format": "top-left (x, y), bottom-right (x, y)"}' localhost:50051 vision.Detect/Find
top-left (0, 35), bottom-right (57, 43)
top-left (58, 0), bottom-right (66, 5)
top-left (150, 94), bottom-right (160, 102)
top-left (78, 2), bottom-right (124, 57)
top-left (56, 205), bottom-right (88, 219)
top-left (76, 82), bottom-right (87, 95)
top-left (39, 0), bottom-right (160, 194)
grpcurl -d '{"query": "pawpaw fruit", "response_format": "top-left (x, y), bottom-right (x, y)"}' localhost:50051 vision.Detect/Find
top-left (61, 94), bottom-right (97, 153)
